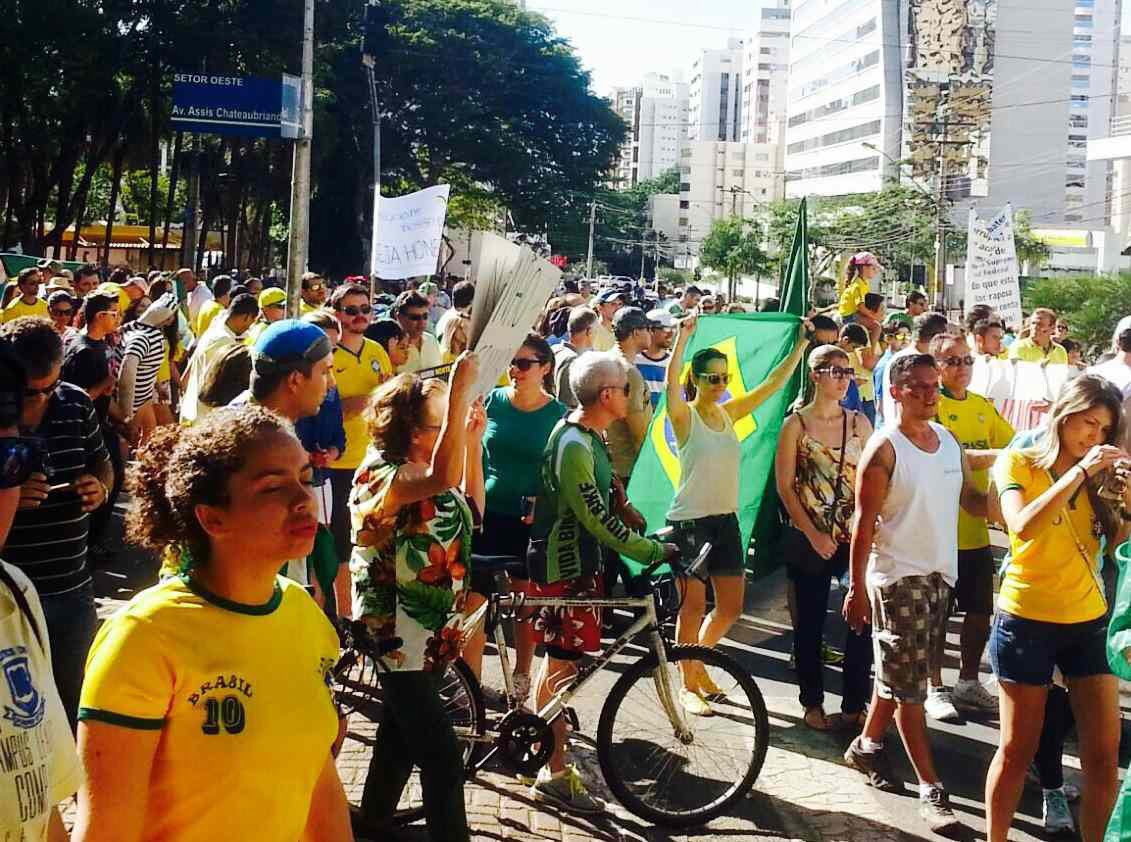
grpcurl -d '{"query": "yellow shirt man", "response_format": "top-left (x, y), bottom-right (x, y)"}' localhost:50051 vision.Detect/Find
top-left (193, 298), bottom-right (224, 338)
top-left (2, 296), bottom-right (48, 322)
top-left (993, 448), bottom-right (1106, 623)
top-left (1008, 337), bottom-right (1068, 364)
top-left (937, 389), bottom-right (1014, 549)
top-left (79, 576), bottom-right (340, 841)
top-left (331, 338), bottom-right (392, 470)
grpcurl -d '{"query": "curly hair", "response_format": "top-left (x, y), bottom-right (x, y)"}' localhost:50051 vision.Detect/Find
top-left (0, 317), bottom-right (63, 378)
top-left (367, 374), bottom-right (447, 463)
top-left (126, 405), bottom-right (293, 570)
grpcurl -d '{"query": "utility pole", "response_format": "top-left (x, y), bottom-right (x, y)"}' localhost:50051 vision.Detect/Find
top-left (285, 0), bottom-right (315, 318)
top-left (585, 201), bottom-right (596, 279)
top-left (363, 1), bottom-right (383, 301)
top-left (182, 136), bottom-right (200, 271)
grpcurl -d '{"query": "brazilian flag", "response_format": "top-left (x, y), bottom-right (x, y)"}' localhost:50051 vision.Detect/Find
top-left (625, 312), bottom-right (802, 575)
top-left (626, 200), bottom-right (810, 576)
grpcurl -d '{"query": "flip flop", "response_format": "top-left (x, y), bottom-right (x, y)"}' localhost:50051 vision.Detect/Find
top-left (803, 706), bottom-right (834, 731)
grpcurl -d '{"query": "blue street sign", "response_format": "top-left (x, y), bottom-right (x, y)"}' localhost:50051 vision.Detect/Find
top-left (171, 73), bottom-right (304, 139)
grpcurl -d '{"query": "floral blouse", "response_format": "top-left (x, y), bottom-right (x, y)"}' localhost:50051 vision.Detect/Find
top-left (792, 411), bottom-right (864, 545)
top-left (348, 449), bottom-right (474, 673)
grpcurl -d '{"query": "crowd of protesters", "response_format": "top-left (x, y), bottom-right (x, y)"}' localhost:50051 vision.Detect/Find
top-left (3, 252), bottom-right (1131, 841)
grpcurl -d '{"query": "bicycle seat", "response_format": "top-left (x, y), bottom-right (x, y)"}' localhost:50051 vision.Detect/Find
top-left (470, 554), bottom-right (528, 577)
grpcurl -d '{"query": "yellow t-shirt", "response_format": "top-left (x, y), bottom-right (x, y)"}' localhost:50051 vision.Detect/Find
top-left (78, 576), bottom-right (339, 842)
top-left (937, 389), bottom-right (1014, 549)
top-left (331, 338), bottom-right (392, 470)
top-left (300, 300), bottom-right (321, 316)
top-left (591, 320), bottom-right (615, 352)
top-left (837, 277), bottom-right (870, 318)
top-left (852, 348), bottom-right (875, 402)
top-left (1008, 337), bottom-right (1068, 364)
top-left (993, 448), bottom-right (1107, 623)
top-left (2, 297), bottom-right (48, 322)
top-left (243, 319), bottom-right (270, 348)
top-left (193, 299), bottom-right (224, 338)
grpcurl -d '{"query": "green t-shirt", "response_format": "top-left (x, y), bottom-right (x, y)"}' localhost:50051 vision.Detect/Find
top-left (529, 419), bottom-right (662, 584)
top-left (886, 311), bottom-right (914, 329)
top-left (482, 388), bottom-right (567, 517)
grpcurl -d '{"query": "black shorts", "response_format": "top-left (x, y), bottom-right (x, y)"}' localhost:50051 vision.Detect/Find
top-left (666, 513), bottom-right (745, 577)
top-left (470, 510), bottom-right (531, 595)
top-left (954, 546), bottom-right (995, 615)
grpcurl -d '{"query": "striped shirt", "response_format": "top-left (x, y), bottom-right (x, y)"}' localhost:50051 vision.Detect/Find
top-left (121, 323), bottom-right (166, 413)
top-left (634, 351), bottom-right (670, 409)
top-left (6, 383), bottom-right (109, 596)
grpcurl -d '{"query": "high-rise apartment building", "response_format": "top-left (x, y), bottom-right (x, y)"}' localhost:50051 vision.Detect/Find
top-left (688, 39), bottom-right (745, 143)
top-left (741, 2), bottom-right (792, 145)
top-left (611, 73), bottom-right (689, 188)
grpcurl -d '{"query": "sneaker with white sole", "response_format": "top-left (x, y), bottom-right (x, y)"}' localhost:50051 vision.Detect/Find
top-left (679, 687), bottom-right (714, 717)
top-left (953, 678), bottom-right (998, 710)
top-left (920, 784), bottom-right (962, 834)
top-left (1043, 787), bottom-right (1075, 834)
top-left (925, 687), bottom-right (961, 722)
top-left (531, 765), bottom-right (602, 814)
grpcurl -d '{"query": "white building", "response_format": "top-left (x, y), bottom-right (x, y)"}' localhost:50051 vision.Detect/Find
top-left (740, 2), bottom-right (792, 145)
top-left (688, 39), bottom-right (745, 143)
top-left (611, 73), bottom-right (689, 188)
top-left (785, 0), bottom-right (1118, 230)
top-left (647, 194), bottom-right (682, 251)
top-left (675, 140), bottom-right (786, 268)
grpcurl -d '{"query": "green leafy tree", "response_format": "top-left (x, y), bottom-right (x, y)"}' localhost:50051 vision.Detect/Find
top-left (699, 217), bottom-right (771, 296)
top-left (1024, 273), bottom-right (1131, 355)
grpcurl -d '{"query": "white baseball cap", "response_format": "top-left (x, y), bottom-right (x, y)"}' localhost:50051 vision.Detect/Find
top-left (1114, 315), bottom-right (1131, 348)
top-left (647, 308), bottom-right (676, 329)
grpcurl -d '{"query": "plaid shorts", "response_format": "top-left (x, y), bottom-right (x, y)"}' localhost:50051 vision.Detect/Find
top-left (870, 573), bottom-right (952, 704)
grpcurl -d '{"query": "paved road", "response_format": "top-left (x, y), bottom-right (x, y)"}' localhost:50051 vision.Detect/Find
top-left (91, 524), bottom-right (1130, 841)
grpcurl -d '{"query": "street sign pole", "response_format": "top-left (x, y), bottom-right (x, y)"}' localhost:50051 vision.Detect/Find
top-left (286, 0), bottom-right (315, 318)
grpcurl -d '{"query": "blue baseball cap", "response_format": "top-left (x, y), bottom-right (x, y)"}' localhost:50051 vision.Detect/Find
top-left (253, 319), bottom-right (333, 373)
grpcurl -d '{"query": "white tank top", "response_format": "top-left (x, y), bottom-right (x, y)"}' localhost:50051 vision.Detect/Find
top-left (668, 405), bottom-right (741, 520)
top-left (868, 422), bottom-right (963, 589)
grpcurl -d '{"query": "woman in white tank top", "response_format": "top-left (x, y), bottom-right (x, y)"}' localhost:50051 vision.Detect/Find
top-left (664, 313), bottom-right (810, 715)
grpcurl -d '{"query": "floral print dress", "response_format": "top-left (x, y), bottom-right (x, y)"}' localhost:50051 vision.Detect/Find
top-left (349, 449), bottom-right (474, 673)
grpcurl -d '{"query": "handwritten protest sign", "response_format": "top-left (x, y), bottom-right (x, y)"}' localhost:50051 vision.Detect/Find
top-left (467, 233), bottom-right (561, 397)
top-left (965, 204), bottom-right (1022, 330)
top-left (369, 184), bottom-right (450, 280)
top-left (970, 356), bottom-right (1078, 430)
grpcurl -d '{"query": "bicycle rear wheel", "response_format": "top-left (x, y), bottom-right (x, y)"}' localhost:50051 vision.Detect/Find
top-left (596, 644), bottom-right (768, 827)
top-left (334, 652), bottom-right (485, 826)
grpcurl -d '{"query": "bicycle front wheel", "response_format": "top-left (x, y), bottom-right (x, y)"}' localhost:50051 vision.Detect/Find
top-left (596, 644), bottom-right (768, 827)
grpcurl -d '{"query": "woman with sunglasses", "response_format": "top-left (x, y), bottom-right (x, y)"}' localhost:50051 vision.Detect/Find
top-left (986, 375), bottom-right (1130, 842)
top-left (73, 405), bottom-right (351, 842)
top-left (775, 344), bottom-right (874, 730)
top-left (468, 334), bottom-right (566, 699)
top-left (664, 314), bottom-right (810, 715)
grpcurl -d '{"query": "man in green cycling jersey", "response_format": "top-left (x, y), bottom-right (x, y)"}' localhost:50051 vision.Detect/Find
top-left (526, 352), bottom-right (678, 813)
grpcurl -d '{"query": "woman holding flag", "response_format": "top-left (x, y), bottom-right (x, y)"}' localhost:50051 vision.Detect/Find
top-left (664, 314), bottom-right (811, 715)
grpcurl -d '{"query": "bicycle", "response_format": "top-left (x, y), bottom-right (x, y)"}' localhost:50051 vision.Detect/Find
top-left (333, 535), bottom-right (769, 828)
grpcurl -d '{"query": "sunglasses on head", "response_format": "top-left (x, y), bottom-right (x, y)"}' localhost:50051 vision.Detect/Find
top-left (306, 282), bottom-right (324, 292)
top-left (510, 357), bottom-right (547, 371)
top-left (0, 438), bottom-right (44, 489)
top-left (815, 366), bottom-right (856, 380)
top-left (339, 304), bottom-right (372, 317)
top-left (698, 372), bottom-right (731, 385)
top-left (940, 355), bottom-right (975, 368)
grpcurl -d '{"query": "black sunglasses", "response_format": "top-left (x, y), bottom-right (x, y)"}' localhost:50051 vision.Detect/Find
top-left (24, 378), bottom-right (60, 398)
top-left (50, 309), bottom-right (73, 318)
top-left (510, 357), bottom-right (548, 371)
top-left (815, 366), bottom-right (856, 380)
top-left (940, 355), bottom-right (975, 368)
top-left (0, 438), bottom-right (44, 489)
top-left (339, 305), bottom-right (373, 317)
top-left (401, 312), bottom-right (428, 322)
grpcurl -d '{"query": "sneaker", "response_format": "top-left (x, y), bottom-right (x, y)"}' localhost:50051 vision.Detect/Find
top-left (531, 765), bottom-right (602, 815)
top-left (925, 687), bottom-right (961, 723)
top-left (696, 671), bottom-right (726, 701)
top-left (821, 644), bottom-right (844, 665)
top-left (953, 678), bottom-right (998, 711)
top-left (678, 687), bottom-right (714, 717)
top-left (511, 672), bottom-right (532, 706)
top-left (920, 784), bottom-right (962, 834)
top-left (843, 737), bottom-right (902, 793)
top-left (1043, 787), bottom-right (1075, 834)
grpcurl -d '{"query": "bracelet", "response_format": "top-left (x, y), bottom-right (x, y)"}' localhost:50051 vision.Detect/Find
top-left (1079, 464), bottom-right (1090, 482)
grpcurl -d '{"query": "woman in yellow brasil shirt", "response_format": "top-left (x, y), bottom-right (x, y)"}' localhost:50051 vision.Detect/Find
top-left (986, 375), bottom-right (1131, 842)
top-left (72, 405), bottom-right (351, 842)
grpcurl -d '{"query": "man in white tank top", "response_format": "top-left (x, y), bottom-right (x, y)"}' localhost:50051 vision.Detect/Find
top-left (842, 353), bottom-right (988, 834)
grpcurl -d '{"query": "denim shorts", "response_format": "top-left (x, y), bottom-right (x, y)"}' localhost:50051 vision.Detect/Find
top-left (989, 611), bottom-right (1110, 686)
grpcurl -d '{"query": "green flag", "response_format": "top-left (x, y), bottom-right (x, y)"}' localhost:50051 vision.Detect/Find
top-left (778, 197), bottom-right (809, 317)
top-left (625, 313), bottom-right (801, 576)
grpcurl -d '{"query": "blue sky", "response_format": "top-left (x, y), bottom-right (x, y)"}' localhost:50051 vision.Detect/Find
top-left (529, 1), bottom-right (764, 95)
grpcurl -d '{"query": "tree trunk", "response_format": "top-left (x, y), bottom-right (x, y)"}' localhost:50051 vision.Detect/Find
top-left (103, 147), bottom-right (126, 268)
top-left (196, 198), bottom-right (211, 273)
top-left (161, 133), bottom-right (183, 267)
top-left (68, 182), bottom-right (90, 261)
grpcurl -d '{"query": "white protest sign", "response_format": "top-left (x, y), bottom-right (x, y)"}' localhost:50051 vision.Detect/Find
top-left (969, 356), bottom-right (1078, 430)
top-left (965, 204), bottom-right (1022, 330)
top-left (369, 184), bottom-right (450, 280)
top-left (468, 233), bottom-right (562, 397)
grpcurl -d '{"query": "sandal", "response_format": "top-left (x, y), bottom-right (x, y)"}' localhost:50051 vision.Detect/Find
top-left (803, 706), bottom-right (835, 731)
top-left (835, 710), bottom-right (867, 731)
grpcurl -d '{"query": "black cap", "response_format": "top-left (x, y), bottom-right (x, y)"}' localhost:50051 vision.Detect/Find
top-left (612, 306), bottom-right (651, 338)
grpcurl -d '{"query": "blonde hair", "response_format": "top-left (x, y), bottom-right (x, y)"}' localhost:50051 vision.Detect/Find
top-left (1023, 374), bottom-right (1125, 545)
top-left (807, 343), bottom-right (849, 371)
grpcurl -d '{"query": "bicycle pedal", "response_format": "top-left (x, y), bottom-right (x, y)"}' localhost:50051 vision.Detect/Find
top-left (564, 706), bottom-right (580, 733)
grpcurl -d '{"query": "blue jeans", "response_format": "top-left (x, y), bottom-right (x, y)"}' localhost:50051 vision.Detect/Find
top-left (40, 582), bottom-right (98, 730)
